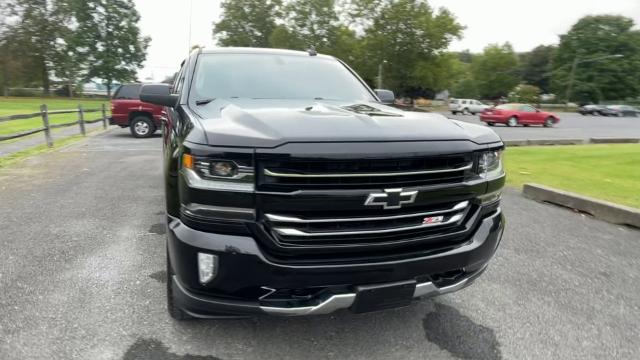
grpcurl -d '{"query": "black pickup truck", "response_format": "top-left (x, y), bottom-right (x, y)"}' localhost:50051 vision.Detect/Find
top-left (140, 47), bottom-right (505, 319)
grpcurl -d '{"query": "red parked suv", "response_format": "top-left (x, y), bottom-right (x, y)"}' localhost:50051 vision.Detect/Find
top-left (109, 83), bottom-right (165, 137)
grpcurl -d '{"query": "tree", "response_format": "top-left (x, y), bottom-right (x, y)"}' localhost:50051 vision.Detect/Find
top-left (359, 0), bottom-right (463, 94)
top-left (7, 0), bottom-right (73, 94)
top-left (552, 15), bottom-right (640, 103)
top-left (283, 0), bottom-right (340, 51)
top-left (213, 0), bottom-right (282, 48)
top-left (412, 53), bottom-right (468, 94)
top-left (77, 0), bottom-right (150, 96)
top-left (519, 45), bottom-right (555, 93)
top-left (451, 78), bottom-right (479, 99)
top-left (268, 0), bottom-right (361, 60)
top-left (471, 43), bottom-right (519, 99)
top-left (508, 84), bottom-right (541, 104)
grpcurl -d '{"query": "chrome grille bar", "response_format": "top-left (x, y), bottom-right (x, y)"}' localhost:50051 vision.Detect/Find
top-left (266, 201), bottom-right (469, 224)
top-left (263, 163), bottom-right (473, 178)
top-left (273, 213), bottom-right (465, 237)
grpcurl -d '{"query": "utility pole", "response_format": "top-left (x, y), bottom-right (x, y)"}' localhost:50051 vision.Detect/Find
top-left (187, 0), bottom-right (193, 54)
top-left (564, 54), bottom-right (623, 110)
top-left (377, 60), bottom-right (387, 89)
top-left (564, 58), bottom-right (578, 111)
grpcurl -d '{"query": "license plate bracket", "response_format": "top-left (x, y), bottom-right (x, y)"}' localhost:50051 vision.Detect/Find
top-left (351, 280), bottom-right (416, 314)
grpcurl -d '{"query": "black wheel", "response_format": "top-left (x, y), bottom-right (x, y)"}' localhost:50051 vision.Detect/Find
top-left (130, 116), bottom-right (156, 138)
top-left (543, 117), bottom-right (555, 127)
top-left (167, 249), bottom-right (193, 321)
top-left (507, 116), bottom-right (518, 127)
top-left (462, 108), bottom-right (470, 115)
top-left (451, 111), bottom-right (457, 115)
top-left (487, 122), bottom-right (495, 126)
top-left (523, 124), bottom-right (530, 127)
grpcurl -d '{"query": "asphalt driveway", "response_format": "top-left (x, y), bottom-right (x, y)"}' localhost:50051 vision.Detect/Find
top-left (0, 130), bottom-right (638, 359)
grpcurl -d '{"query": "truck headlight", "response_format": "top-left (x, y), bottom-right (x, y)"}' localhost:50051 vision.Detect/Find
top-left (478, 149), bottom-right (503, 179)
top-left (182, 154), bottom-right (254, 192)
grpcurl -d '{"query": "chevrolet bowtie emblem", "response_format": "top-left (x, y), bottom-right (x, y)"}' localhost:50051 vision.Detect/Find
top-left (364, 188), bottom-right (418, 209)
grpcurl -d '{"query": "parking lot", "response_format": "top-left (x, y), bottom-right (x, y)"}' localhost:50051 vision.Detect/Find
top-left (440, 111), bottom-right (640, 141)
top-left (1, 130), bottom-right (639, 360)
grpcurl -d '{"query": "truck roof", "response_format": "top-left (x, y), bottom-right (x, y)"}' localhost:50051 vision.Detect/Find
top-left (199, 47), bottom-right (333, 59)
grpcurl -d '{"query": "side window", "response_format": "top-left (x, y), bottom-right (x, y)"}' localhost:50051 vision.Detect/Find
top-left (462, 100), bottom-right (467, 105)
top-left (113, 84), bottom-right (141, 100)
top-left (172, 65), bottom-right (185, 95)
top-left (520, 105), bottom-right (535, 112)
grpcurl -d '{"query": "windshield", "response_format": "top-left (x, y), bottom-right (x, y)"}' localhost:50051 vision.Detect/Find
top-left (191, 53), bottom-right (375, 102)
top-left (495, 104), bottom-right (520, 110)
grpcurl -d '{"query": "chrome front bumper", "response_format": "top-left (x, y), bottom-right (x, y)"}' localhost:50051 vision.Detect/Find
top-left (259, 264), bottom-right (487, 316)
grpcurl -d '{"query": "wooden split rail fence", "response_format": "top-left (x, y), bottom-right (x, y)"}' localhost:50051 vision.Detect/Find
top-left (0, 104), bottom-right (109, 146)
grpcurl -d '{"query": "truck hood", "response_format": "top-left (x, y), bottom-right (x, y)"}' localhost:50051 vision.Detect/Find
top-left (189, 99), bottom-right (502, 148)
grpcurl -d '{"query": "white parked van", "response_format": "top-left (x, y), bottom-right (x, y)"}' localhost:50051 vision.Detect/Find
top-left (449, 99), bottom-right (489, 115)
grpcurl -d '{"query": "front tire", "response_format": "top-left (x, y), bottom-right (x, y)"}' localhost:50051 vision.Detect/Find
top-left (462, 108), bottom-right (470, 115)
top-left (487, 122), bottom-right (495, 126)
top-left (507, 116), bottom-right (518, 127)
top-left (543, 117), bottom-right (555, 127)
top-left (130, 116), bottom-right (156, 138)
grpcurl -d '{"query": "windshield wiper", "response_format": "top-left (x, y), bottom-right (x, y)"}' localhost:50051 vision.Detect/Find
top-left (195, 98), bottom-right (216, 105)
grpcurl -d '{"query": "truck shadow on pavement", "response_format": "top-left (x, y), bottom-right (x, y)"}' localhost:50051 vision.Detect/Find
top-left (422, 302), bottom-right (502, 360)
top-left (123, 298), bottom-right (502, 360)
top-left (123, 338), bottom-right (222, 360)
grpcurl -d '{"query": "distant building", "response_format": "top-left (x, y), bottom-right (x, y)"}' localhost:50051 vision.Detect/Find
top-left (82, 81), bottom-right (122, 96)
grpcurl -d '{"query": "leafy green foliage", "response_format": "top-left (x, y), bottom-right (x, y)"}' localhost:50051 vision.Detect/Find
top-left (519, 45), bottom-right (555, 93)
top-left (359, 0), bottom-right (463, 94)
top-left (75, 0), bottom-right (150, 96)
top-left (3, 0), bottom-right (74, 94)
top-left (214, 0), bottom-right (462, 96)
top-left (0, 0), bottom-right (149, 97)
top-left (508, 84), bottom-right (541, 104)
top-left (451, 78), bottom-right (479, 99)
top-left (214, 0), bottom-right (282, 47)
top-left (552, 15), bottom-right (640, 103)
top-left (471, 43), bottom-right (520, 99)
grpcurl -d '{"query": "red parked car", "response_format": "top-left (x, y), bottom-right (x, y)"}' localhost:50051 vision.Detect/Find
top-left (480, 103), bottom-right (560, 127)
top-left (109, 83), bottom-right (165, 138)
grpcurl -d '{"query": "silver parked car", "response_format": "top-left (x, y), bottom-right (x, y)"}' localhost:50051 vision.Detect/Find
top-left (449, 98), bottom-right (489, 115)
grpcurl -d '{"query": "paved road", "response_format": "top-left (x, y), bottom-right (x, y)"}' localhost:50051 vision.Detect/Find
top-left (438, 111), bottom-right (640, 141)
top-left (0, 121), bottom-right (110, 156)
top-left (1, 129), bottom-right (639, 360)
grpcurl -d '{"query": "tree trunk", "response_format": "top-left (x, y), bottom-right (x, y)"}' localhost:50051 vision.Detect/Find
top-left (1, 50), bottom-right (7, 97)
top-left (41, 56), bottom-right (50, 95)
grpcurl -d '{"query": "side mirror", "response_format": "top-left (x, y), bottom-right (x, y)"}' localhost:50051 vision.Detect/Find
top-left (374, 89), bottom-right (395, 105)
top-left (140, 84), bottom-right (178, 108)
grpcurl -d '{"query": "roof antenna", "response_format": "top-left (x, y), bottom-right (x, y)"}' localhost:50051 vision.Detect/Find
top-left (307, 45), bottom-right (317, 56)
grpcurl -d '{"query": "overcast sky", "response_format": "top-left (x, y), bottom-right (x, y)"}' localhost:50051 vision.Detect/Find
top-left (134, 0), bottom-right (640, 82)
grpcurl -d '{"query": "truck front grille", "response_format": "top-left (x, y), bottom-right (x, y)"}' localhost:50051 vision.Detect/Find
top-left (257, 154), bottom-right (474, 191)
top-left (263, 200), bottom-right (473, 248)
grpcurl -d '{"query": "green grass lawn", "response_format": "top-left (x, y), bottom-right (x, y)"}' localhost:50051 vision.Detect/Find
top-left (0, 97), bottom-right (109, 136)
top-left (504, 144), bottom-right (640, 209)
